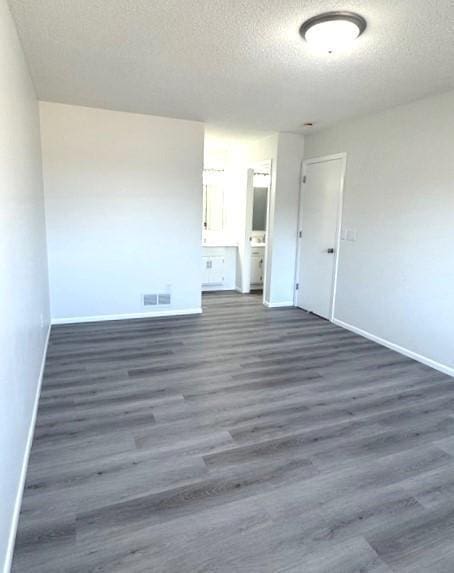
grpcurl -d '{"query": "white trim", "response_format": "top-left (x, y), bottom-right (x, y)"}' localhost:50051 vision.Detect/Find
top-left (333, 318), bottom-right (454, 378)
top-left (264, 300), bottom-right (294, 308)
top-left (240, 168), bottom-right (255, 294)
top-left (302, 153), bottom-right (347, 166)
top-left (3, 324), bottom-right (51, 573)
top-left (330, 155), bottom-right (347, 320)
top-left (260, 160), bottom-right (273, 307)
top-left (51, 308), bottom-right (202, 325)
top-left (294, 153), bottom-right (347, 322)
top-left (202, 286), bottom-right (236, 292)
top-left (293, 158), bottom-right (304, 307)
top-left (241, 160), bottom-right (273, 304)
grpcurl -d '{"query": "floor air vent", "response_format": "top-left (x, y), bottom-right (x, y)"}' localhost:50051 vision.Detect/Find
top-left (158, 293), bottom-right (171, 305)
top-left (143, 294), bottom-right (158, 306)
top-left (143, 293), bottom-right (171, 306)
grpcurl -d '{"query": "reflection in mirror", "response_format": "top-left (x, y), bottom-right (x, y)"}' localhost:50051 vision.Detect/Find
top-left (252, 188), bottom-right (267, 231)
top-left (252, 172), bottom-right (269, 232)
top-left (203, 169), bottom-right (224, 232)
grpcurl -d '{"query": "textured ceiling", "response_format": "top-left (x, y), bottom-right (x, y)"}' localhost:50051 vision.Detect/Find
top-left (8, 0), bottom-right (454, 132)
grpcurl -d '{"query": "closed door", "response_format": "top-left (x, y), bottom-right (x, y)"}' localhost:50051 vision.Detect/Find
top-left (296, 156), bottom-right (345, 319)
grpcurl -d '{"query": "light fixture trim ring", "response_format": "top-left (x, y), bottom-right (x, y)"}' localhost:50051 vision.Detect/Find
top-left (299, 11), bottom-right (367, 41)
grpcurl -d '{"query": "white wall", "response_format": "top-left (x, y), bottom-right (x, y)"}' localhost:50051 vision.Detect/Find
top-left (305, 90), bottom-right (454, 373)
top-left (203, 144), bottom-right (243, 246)
top-left (0, 0), bottom-right (50, 569)
top-left (270, 134), bottom-right (304, 305)
top-left (40, 102), bottom-right (204, 322)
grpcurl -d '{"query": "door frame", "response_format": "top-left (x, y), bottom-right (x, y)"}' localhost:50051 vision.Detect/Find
top-left (240, 168), bottom-right (255, 294)
top-left (293, 153), bottom-right (347, 321)
top-left (241, 159), bottom-right (272, 305)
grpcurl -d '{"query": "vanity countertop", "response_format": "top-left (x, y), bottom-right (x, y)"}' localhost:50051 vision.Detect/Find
top-left (202, 243), bottom-right (238, 248)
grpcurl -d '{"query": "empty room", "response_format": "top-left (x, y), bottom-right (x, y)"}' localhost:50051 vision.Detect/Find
top-left (2, 0), bottom-right (454, 571)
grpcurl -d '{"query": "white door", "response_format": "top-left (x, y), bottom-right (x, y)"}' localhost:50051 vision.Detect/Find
top-left (296, 156), bottom-right (345, 319)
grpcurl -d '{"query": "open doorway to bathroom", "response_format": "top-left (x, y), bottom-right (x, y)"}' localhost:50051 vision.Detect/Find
top-left (240, 161), bottom-right (271, 303)
top-left (201, 130), bottom-right (273, 307)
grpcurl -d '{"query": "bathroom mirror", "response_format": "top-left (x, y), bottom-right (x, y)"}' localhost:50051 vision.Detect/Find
top-left (203, 169), bottom-right (224, 232)
top-left (252, 188), bottom-right (267, 231)
top-left (252, 172), bottom-right (269, 231)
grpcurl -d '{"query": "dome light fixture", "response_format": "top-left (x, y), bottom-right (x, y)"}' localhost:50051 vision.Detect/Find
top-left (300, 11), bottom-right (367, 54)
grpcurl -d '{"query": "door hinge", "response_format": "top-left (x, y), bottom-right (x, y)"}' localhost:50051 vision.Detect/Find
top-left (295, 283), bottom-right (299, 290)
top-left (298, 230), bottom-right (302, 238)
top-left (302, 175), bottom-right (307, 184)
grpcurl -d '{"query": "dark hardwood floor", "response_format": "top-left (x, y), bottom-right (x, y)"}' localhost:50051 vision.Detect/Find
top-left (12, 292), bottom-right (454, 572)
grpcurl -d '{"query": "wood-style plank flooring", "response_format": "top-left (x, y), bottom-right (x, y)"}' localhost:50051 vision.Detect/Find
top-left (13, 292), bottom-right (454, 572)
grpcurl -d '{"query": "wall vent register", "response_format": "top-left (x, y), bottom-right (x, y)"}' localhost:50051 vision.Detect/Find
top-left (143, 293), bottom-right (171, 306)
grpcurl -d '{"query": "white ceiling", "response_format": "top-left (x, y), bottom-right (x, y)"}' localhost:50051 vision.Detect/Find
top-left (8, 0), bottom-right (454, 132)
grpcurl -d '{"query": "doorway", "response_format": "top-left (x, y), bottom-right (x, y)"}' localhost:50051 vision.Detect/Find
top-left (241, 160), bottom-right (272, 304)
top-left (295, 154), bottom-right (346, 320)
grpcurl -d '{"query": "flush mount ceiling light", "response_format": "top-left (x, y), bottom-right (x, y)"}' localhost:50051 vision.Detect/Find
top-left (300, 11), bottom-right (366, 53)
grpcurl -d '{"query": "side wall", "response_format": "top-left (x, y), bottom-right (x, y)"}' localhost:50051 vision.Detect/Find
top-left (305, 90), bottom-right (454, 373)
top-left (0, 1), bottom-right (50, 569)
top-left (271, 133), bottom-right (305, 305)
top-left (40, 102), bottom-right (204, 322)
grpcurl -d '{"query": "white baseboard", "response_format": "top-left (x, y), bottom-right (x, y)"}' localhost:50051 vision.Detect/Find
top-left (202, 286), bottom-right (236, 292)
top-left (333, 318), bottom-right (454, 378)
top-left (264, 301), bottom-right (294, 308)
top-left (3, 324), bottom-right (51, 573)
top-left (51, 308), bottom-right (202, 325)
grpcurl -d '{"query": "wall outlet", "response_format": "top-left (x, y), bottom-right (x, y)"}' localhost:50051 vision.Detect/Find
top-left (341, 228), bottom-right (358, 242)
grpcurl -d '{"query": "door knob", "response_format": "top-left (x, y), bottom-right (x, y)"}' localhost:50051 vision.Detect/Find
top-left (327, 248), bottom-right (335, 254)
